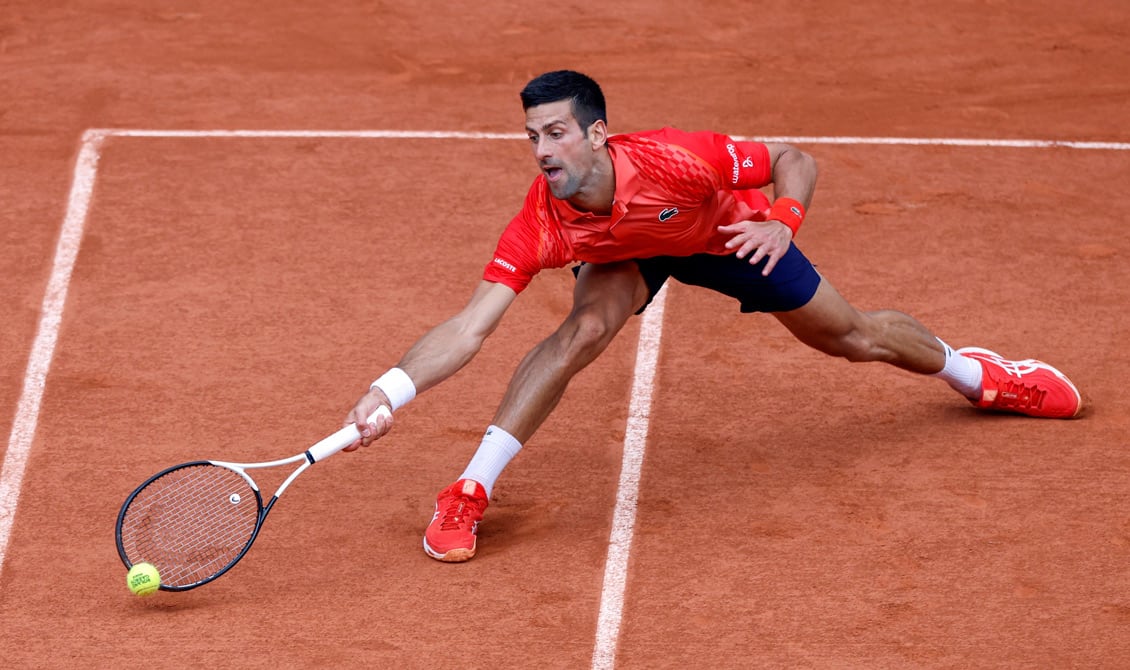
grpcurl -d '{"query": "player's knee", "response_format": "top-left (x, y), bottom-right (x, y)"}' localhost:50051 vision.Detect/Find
top-left (839, 333), bottom-right (878, 362)
top-left (809, 327), bottom-right (877, 362)
top-left (831, 313), bottom-right (906, 363)
top-left (560, 306), bottom-right (620, 361)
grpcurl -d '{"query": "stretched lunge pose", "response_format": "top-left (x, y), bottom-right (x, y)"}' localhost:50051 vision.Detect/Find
top-left (344, 70), bottom-right (1081, 562)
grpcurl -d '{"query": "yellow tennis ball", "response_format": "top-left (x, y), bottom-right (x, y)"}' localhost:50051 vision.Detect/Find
top-left (126, 562), bottom-right (161, 597)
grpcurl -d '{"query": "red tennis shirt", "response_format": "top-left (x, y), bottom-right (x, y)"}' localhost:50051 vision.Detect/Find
top-left (483, 127), bottom-right (774, 293)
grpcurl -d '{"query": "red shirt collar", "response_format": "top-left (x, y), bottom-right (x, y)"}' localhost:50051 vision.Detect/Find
top-left (551, 141), bottom-right (640, 225)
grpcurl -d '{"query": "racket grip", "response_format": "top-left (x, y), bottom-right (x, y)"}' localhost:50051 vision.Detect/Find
top-left (307, 405), bottom-right (393, 463)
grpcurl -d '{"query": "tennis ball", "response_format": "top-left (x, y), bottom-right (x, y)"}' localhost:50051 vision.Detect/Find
top-left (126, 562), bottom-right (161, 597)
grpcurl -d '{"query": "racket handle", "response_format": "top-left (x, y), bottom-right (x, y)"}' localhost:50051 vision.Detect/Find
top-left (307, 405), bottom-right (392, 463)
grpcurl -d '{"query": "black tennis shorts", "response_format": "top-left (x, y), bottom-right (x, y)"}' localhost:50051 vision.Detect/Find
top-left (635, 243), bottom-right (821, 313)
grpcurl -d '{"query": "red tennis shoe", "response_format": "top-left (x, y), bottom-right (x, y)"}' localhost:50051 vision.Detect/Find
top-left (423, 479), bottom-right (489, 562)
top-left (957, 347), bottom-right (1081, 419)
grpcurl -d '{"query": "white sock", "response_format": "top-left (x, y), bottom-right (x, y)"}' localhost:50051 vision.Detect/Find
top-left (458, 425), bottom-right (523, 498)
top-left (931, 339), bottom-right (983, 399)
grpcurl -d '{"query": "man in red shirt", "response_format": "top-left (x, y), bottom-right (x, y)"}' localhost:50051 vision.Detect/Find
top-left (345, 70), bottom-right (1081, 563)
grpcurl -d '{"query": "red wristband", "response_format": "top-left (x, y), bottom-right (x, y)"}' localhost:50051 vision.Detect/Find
top-left (768, 197), bottom-right (806, 237)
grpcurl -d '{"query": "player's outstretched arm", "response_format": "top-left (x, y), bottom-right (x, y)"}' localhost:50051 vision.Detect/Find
top-left (344, 280), bottom-right (518, 450)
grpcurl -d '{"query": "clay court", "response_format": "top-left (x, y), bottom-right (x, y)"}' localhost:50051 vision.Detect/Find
top-left (2, 2), bottom-right (1129, 668)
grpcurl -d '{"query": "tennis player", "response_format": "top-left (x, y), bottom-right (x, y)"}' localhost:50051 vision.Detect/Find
top-left (345, 70), bottom-right (1082, 563)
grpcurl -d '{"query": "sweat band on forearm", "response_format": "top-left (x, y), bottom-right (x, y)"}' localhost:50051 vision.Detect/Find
top-left (370, 367), bottom-right (417, 411)
top-left (768, 197), bottom-right (806, 237)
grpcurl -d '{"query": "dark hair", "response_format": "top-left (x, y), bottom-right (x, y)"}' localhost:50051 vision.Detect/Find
top-left (520, 70), bottom-right (607, 130)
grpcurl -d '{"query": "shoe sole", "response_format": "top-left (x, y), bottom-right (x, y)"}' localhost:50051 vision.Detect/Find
top-left (423, 537), bottom-right (476, 562)
top-left (956, 347), bottom-right (1082, 418)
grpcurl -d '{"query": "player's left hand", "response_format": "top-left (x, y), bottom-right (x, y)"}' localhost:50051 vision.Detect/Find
top-left (718, 218), bottom-right (793, 276)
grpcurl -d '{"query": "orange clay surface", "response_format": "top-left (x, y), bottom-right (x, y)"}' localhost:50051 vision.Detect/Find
top-left (1, 2), bottom-right (1129, 668)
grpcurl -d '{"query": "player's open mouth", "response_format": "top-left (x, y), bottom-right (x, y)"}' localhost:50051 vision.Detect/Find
top-left (544, 167), bottom-right (563, 182)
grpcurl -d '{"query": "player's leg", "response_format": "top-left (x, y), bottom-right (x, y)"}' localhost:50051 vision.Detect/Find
top-left (488, 260), bottom-right (652, 442)
top-left (424, 261), bottom-right (653, 562)
top-left (667, 245), bottom-right (1079, 419)
top-left (773, 277), bottom-right (947, 373)
top-left (774, 274), bottom-right (1081, 418)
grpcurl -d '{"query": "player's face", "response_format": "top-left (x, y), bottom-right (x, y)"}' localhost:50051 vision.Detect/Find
top-left (525, 100), bottom-right (602, 201)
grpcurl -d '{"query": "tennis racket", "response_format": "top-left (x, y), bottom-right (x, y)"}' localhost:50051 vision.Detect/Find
top-left (115, 405), bottom-right (390, 592)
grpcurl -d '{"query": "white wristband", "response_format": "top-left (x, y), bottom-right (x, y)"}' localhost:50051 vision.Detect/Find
top-left (370, 368), bottom-right (417, 411)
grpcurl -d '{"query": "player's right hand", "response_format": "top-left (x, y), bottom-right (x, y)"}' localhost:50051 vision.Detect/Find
top-left (343, 388), bottom-right (395, 451)
top-left (718, 217), bottom-right (793, 276)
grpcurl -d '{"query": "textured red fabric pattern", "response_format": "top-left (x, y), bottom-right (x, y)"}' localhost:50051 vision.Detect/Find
top-left (483, 128), bottom-right (773, 292)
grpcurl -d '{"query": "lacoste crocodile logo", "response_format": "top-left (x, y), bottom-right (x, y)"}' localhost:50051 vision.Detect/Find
top-left (658, 207), bottom-right (679, 222)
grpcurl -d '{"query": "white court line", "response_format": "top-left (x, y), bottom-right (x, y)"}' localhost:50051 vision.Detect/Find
top-left (591, 283), bottom-right (667, 670)
top-left (98, 128), bottom-right (1130, 150)
top-left (0, 130), bottom-right (105, 571)
top-left (1, 127), bottom-right (1127, 657)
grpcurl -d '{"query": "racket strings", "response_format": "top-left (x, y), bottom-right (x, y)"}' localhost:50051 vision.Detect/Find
top-left (119, 464), bottom-right (260, 588)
